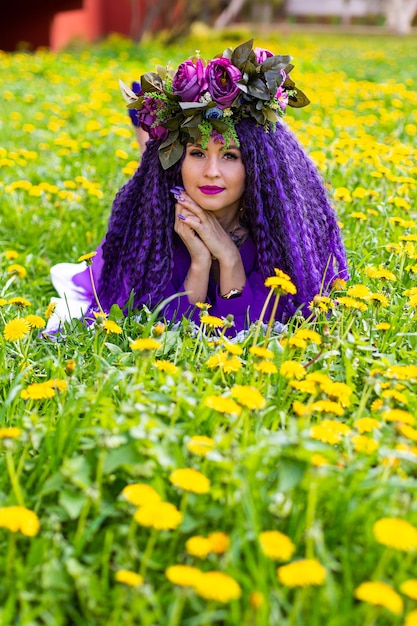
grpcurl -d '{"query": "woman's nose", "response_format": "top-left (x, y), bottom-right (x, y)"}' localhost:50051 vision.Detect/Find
top-left (204, 156), bottom-right (221, 178)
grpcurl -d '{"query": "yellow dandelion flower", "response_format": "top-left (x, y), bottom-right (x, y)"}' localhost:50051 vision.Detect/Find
top-left (153, 360), bottom-right (178, 375)
top-left (222, 355), bottom-right (243, 373)
top-left (291, 329), bottom-right (322, 345)
top-left (102, 320), bottom-right (122, 335)
top-left (249, 591), bottom-right (265, 608)
top-left (367, 293), bottom-right (389, 307)
top-left (187, 435), bottom-right (216, 456)
top-left (0, 506), bottom-right (40, 536)
top-left (249, 346), bottom-right (274, 359)
top-left (293, 401), bottom-right (310, 416)
top-left (166, 564), bottom-right (203, 587)
top-left (134, 501), bottom-right (183, 530)
top-left (25, 315), bottom-right (46, 329)
top-left (375, 322), bottom-right (390, 330)
top-left (400, 580), bottom-right (417, 600)
top-left (5, 250), bottom-right (19, 260)
top-left (20, 382), bottom-right (56, 400)
top-left (264, 276), bottom-right (297, 295)
top-left (186, 536), bottom-right (212, 558)
top-left (371, 398), bottom-right (383, 413)
top-left (381, 388), bottom-right (408, 404)
top-left (309, 294), bottom-right (332, 313)
top-left (386, 365), bottom-right (417, 380)
top-left (310, 453), bottom-right (329, 467)
top-left (280, 360), bottom-right (306, 380)
top-left (310, 420), bottom-right (350, 444)
top-left (254, 360), bottom-right (278, 374)
top-left (8, 297), bottom-right (31, 308)
top-left (306, 372), bottom-right (332, 385)
top-left (7, 264), bottom-right (27, 278)
top-left (354, 417), bottom-right (381, 434)
top-left (274, 268), bottom-right (292, 280)
top-left (130, 338), bottom-right (162, 351)
top-left (291, 379), bottom-right (319, 394)
top-left (384, 409), bottom-right (415, 425)
top-left (208, 532), bottom-right (229, 554)
top-left (351, 435), bottom-right (379, 454)
top-left (405, 610), bottom-right (417, 626)
top-left (45, 379), bottom-right (67, 393)
top-left (230, 385), bottom-right (266, 410)
top-left (194, 571), bottom-right (242, 603)
top-left (77, 251), bottom-right (97, 263)
top-left (4, 318), bottom-right (31, 341)
top-left (373, 518), bottom-right (417, 552)
top-left (311, 400), bottom-right (345, 416)
top-left (204, 395), bottom-right (242, 415)
top-left (347, 284), bottom-right (371, 299)
top-left (223, 342), bottom-right (243, 356)
top-left (259, 530), bottom-right (295, 561)
top-left (364, 266), bottom-right (396, 281)
top-left (200, 315), bottom-right (224, 328)
top-left (320, 380), bottom-right (352, 407)
top-left (398, 424), bottom-right (417, 442)
top-left (277, 559), bottom-right (326, 587)
top-left (94, 311), bottom-right (107, 320)
top-left (0, 298), bottom-right (8, 307)
top-left (169, 468), bottom-right (210, 495)
top-left (334, 187), bottom-right (351, 202)
top-left (0, 427), bottom-right (22, 439)
top-left (195, 302), bottom-right (212, 310)
top-left (152, 322), bottom-right (166, 336)
top-left (354, 581), bottom-right (403, 615)
top-left (337, 296), bottom-right (368, 312)
top-left (206, 351), bottom-right (228, 369)
top-left (115, 570), bottom-right (143, 587)
top-left (121, 483), bottom-right (161, 507)
top-left (45, 301), bottom-right (57, 319)
top-left (331, 278), bottom-right (347, 291)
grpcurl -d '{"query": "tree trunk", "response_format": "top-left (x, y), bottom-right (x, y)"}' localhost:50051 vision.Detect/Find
top-left (384, 0), bottom-right (417, 34)
top-left (214, 0), bottom-right (248, 29)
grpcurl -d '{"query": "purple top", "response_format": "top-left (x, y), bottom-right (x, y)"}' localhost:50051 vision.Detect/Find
top-left (72, 235), bottom-right (283, 334)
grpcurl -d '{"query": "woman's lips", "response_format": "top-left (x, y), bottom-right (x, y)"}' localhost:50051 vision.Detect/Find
top-left (198, 186), bottom-right (225, 195)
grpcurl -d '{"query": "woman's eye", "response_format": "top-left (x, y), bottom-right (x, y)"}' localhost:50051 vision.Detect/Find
top-left (189, 150), bottom-right (205, 158)
top-left (223, 152), bottom-right (239, 160)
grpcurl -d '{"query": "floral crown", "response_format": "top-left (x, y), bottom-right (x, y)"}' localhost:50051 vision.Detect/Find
top-left (120, 39), bottom-right (310, 169)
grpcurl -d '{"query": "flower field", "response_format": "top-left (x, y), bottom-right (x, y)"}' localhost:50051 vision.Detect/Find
top-left (1, 28), bottom-right (417, 625)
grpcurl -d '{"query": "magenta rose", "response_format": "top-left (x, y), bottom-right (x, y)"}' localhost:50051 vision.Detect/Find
top-left (275, 86), bottom-right (289, 112)
top-left (137, 97), bottom-right (169, 141)
top-left (172, 58), bottom-right (207, 102)
top-left (254, 47), bottom-right (273, 64)
top-left (206, 58), bottom-right (242, 108)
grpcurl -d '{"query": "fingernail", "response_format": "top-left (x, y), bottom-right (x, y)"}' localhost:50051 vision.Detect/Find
top-left (177, 214), bottom-right (186, 221)
top-left (175, 194), bottom-right (185, 202)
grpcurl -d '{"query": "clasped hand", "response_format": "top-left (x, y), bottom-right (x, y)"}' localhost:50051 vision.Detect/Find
top-left (173, 191), bottom-right (240, 267)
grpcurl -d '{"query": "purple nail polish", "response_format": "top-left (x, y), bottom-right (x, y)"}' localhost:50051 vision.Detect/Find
top-left (177, 214), bottom-right (186, 221)
top-left (175, 194), bottom-right (185, 202)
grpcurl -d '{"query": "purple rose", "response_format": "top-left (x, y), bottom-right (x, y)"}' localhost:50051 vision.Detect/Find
top-left (254, 47), bottom-right (273, 64)
top-left (172, 58), bottom-right (207, 102)
top-left (137, 97), bottom-right (168, 141)
top-left (206, 58), bottom-right (242, 108)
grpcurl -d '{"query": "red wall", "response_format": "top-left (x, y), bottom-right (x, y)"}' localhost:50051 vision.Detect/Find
top-left (0, 0), bottom-right (146, 51)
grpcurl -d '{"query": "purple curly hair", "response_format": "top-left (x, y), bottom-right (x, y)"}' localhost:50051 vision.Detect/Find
top-left (96, 118), bottom-right (348, 318)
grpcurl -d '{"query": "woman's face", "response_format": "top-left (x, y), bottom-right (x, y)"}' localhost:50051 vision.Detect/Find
top-left (181, 136), bottom-right (246, 220)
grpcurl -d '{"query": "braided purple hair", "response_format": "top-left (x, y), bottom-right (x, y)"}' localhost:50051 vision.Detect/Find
top-left (96, 119), bottom-right (348, 318)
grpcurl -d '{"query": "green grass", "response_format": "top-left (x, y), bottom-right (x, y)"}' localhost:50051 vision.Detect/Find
top-left (0, 31), bottom-right (417, 625)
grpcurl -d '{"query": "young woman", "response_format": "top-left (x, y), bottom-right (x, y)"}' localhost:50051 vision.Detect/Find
top-left (47, 40), bottom-right (348, 334)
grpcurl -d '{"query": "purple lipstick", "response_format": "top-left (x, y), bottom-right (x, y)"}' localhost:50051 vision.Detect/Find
top-left (199, 186), bottom-right (225, 195)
